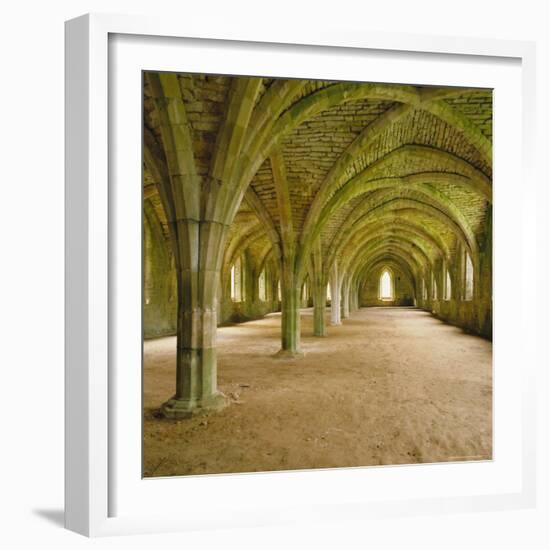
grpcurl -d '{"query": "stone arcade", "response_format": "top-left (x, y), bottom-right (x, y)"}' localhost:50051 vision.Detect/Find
top-left (143, 73), bottom-right (492, 473)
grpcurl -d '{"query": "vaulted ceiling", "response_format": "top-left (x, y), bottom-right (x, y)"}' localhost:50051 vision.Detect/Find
top-left (143, 73), bottom-right (492, 286)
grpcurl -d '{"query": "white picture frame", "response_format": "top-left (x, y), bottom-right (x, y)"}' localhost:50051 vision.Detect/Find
top-left (65, 13), bottom-right (537, 537)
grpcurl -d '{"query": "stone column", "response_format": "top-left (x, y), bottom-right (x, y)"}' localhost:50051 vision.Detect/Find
top-left (270, 270), bottom-right (280, 312)
top-left (330, 262), bottom-right (342, 326)
top-left (162, 220), bottom-right (227, 418)
top-left (244, 251), bottom-right (257, 318)
top-left (217, 271), bottom-right (224, 326)
top-left (476, 209), bottom-right (492, 337)
top-left (300, 281), bottom-right (309, 308)
top-left (312, 281), bottom-right (327, 337)
top-left (276, 259), bottom-right (303, 357)
top-left (350, 280), bottom-right (359, 312)
top-left (341, 276), bottom-right (350, 319)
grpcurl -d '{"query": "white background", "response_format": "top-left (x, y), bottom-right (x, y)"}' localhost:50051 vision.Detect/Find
top-left (111, 33), bottom-right (523, 522)
top-left (0, 0), bottom-right (548, 548)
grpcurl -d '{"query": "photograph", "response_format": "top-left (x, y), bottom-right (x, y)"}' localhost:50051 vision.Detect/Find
top-left (142, 72), bottom-right (493, 478)
top-left (3, 0), bottom-right (545, 543)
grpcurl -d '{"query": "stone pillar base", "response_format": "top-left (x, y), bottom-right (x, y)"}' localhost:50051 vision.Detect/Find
top-left (161, 391), bottom-right (228, 419)
top-left (273, 348), bottom-right (305, 359)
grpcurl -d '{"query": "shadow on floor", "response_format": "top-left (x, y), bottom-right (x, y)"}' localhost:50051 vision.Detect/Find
top-left (33, 508), bottom-right (64, 528)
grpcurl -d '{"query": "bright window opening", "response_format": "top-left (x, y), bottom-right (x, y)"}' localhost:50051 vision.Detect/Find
top-left (326, 283), bottom-right (331, 301)
top-left (465, 252), bottom-right (474, 301)
top-left (379, 270), bottom-right (393, 300)
top-left (230, 256), bottom-right (243, 302)
top-left (444, 269), bottom-right (452, 301)
top-left (432, 273), bottom-right (438, 300)
top-left (277, 280), bottom-right (281, 301)
top-left (259, 268), bottom-right (266, 302)
top-left (422, 278), bottom-right (427, 300)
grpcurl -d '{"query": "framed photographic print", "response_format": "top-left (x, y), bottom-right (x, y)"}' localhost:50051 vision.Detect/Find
top-left (65, 13), bottom-right (537, 536)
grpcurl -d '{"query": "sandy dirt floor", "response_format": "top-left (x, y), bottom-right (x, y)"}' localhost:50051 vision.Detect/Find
top-left (143, 307), bottom-right (492, 477)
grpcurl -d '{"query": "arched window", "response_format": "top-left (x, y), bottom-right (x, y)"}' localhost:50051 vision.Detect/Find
top-left (464, 252), bottom-right (474, 301)
top-left (379, 269), bottom-right (393, 300)
top-left (432, 272), bottom-right (438, 300)
top-left (277, 280), bottom-right (281, 301)
top-left (444, 269), bottom-right (452, 301)
top-left (326, 283), bottom-right (331, 301)
top-left (301, 281), bottom-right (308, 301)
top-left (422, 278), bottom-right (427, 300)
top-left (230, 256), bottom-right (243, 302)
top-left (258, 268), bottom-right (266, 302)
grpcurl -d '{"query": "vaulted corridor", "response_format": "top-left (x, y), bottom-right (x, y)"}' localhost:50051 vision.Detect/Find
top-left (143, 73), bottom-right (492, 474)
top-left (144, 307), bottom-right (491, 477)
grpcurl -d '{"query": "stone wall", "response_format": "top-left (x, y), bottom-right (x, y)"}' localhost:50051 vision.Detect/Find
top-left (143, 202), bottom-right (177, 338)
top-left (416, 209), bottom-right (492, 339)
